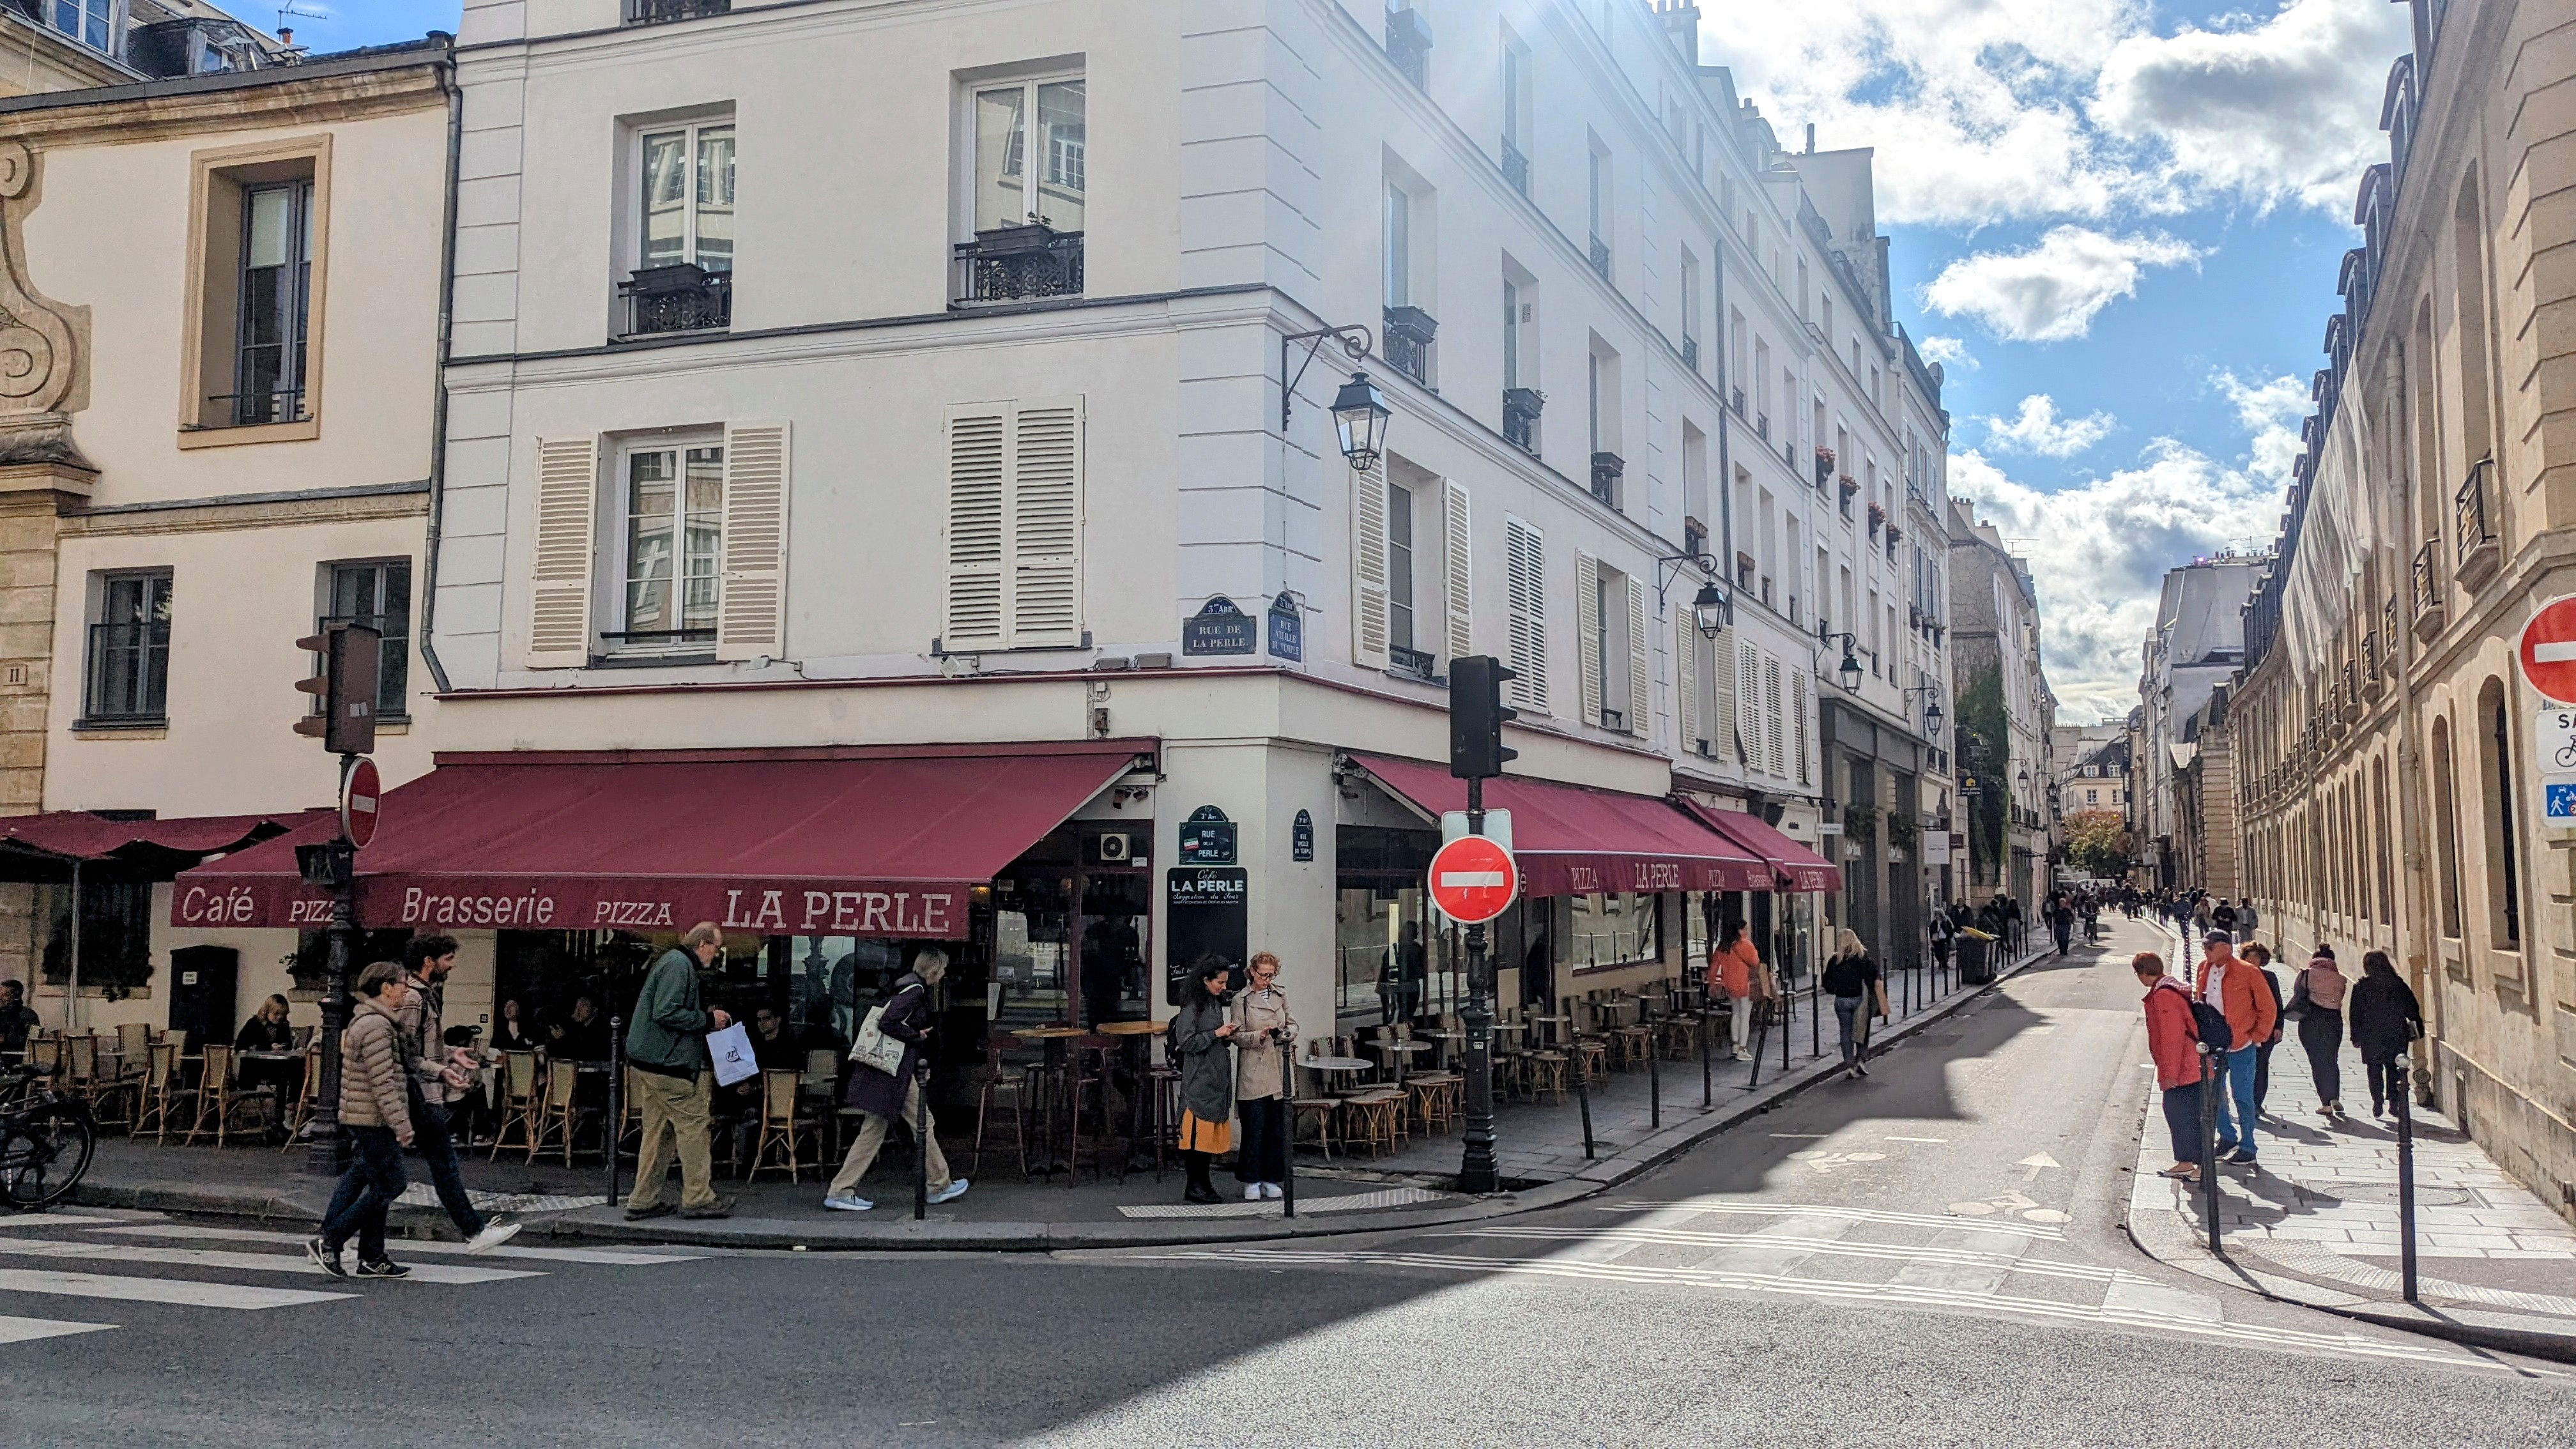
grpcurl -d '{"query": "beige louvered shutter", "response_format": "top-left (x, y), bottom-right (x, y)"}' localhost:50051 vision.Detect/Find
top-left (1575, 551), bottom-right (1602, 726)
top-left (1443, 479), bottom-right (1473, 663)
top-left (1710, 625), bottom-right (1736, 757)
top-left (1736, 639), bottom-right (1760, 767)
top-left (715, 421), bottom-right (790, 662)
top-left (942, 404), bottom-right (1009, 651)
top-left (1009, 397), bottom-right (1084, 648)
top-left (1676, 608), bottom-right (1700, 753)
top-left (1626, 575), bottom-right (1650, 739)
top-left (1506, 517), bottom-right (1547, 713)
top-left (1792, 670), bottom-right (1813, 786)
top-left (1763, 654), bottom-right (1784, 775)
top-left (526, 436), bottom-right (599, 668)
top-left (1352, 459), bottom-right (1392, 670)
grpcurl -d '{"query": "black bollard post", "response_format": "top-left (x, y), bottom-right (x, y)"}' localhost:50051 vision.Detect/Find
top-left (605, 1019), bottom-right (624, 1206)
top-left (2393, 1057), bottom-right (2418, 1303)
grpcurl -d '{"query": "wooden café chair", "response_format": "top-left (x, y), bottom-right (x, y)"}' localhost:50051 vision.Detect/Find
top-left (527, 1058), bottom-right (600, 1165)
top-left (182, 1044), bottom-right (268, 1147)
top-left (132, 1041), bottom-right (185, 1145)
top-left (751, 1067), bottom-right (821, 1181)
top-left (277, 1041), bottom-right (323, 1152)
top-left (487, 1050), bottom-right (541, 1158)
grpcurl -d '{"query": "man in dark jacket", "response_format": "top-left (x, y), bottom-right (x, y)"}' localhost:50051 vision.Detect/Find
top-left (397, 935), bottom-right (519, 1254)
top-left (2349, 951), bottom-right (2424, 1118)
top-left (822, 948), bottom-right (966, 1213)
top-left (623, 923), bottom-right (734, 1221)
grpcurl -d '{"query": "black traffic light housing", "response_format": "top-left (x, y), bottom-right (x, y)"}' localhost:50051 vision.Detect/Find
top-left (295, 622), bottom-right (380, 755)
top-left (1448, 655), bottom-right (1519, 779)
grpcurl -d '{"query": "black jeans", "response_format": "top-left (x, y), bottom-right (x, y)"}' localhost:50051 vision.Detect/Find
top-left (409, 1096), bottom-right (487, 1238)
top-left (2160, 1081), bottom-right (2202, 1162)
top-left (2366, 1052), bottom-right (2402, 1111)
top-left (2254, 1039), bottom-right (2276, 1113)
top-left (2299, 1011), bottom-right (2343, 1106)
top-left (1234, 1097), bottom-right (1287, 1184)
top-left (321, 1125), bottom-right (408, 1262)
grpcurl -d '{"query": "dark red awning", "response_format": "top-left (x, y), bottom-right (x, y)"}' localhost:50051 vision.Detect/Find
top-left (174, 743), bottom-right (1153, 939)
top-left (1347, 754), bottom-right (1770, 896)
top-left (0, 810), bottom-right (328, 878)
top-left (1676, 799), bottom-right (1844, 893)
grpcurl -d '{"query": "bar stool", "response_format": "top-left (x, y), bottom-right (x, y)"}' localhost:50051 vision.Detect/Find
top-left (970, 1034), bottom-right (1032, 1183)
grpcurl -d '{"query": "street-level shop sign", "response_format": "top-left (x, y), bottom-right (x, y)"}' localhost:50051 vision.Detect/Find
top-left (2519, 595), bottom-right (2576, 703)
top-left (1177, 804), bottom-right (1237, 864)
top-left (1425, 832), bottom-right (1518, 924)
top-left (1182, 595), bottom-right (1258, 656)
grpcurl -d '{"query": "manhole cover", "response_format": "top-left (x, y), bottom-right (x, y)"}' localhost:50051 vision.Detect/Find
top-left (2310, 1183), bottom-right (2472, 1207)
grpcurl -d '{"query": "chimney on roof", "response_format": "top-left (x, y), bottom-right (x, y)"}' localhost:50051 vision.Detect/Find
top-left (1653, 0), bottom-right (1701, 65)
top-left (277, 26), bottom-right (290, 43)
top-left (1805, 123), bottom-right (1816, 153)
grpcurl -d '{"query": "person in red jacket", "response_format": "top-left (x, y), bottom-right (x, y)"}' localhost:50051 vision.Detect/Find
top-left (2195, 932), bottom-right (2278, 1167)
top-left (2135, 951), bottom-right (2205, 1181)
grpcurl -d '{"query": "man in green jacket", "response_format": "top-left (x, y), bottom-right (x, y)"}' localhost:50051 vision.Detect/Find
top-left (624, 922), bottom-right (735, 1220)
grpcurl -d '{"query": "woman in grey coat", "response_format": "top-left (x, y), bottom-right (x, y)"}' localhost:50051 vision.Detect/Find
top-left (1170, 958), bottom-right (1239, 1204)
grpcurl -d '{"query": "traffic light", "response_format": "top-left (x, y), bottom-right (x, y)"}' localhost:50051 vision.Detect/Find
top-left (1448, 655), bottom-right (1519, 779)
top-left (295, 622), bottom-right (380, 755)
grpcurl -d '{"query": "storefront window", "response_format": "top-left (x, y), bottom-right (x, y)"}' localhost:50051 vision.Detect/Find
top-left (992, 876), bottom-right (1070, 1031)
top-left (1563, 892), bottom-right (1660, 971)
top-left (1335, 825), bottom-right (1436, 1022)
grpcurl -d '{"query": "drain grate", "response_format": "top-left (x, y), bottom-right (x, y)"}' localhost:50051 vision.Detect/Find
top-left (2304, 1182), bottom-right (2472, 1208)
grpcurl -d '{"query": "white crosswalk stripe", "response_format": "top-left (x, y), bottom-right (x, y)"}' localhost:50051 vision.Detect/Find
top-left (0, 1213), bottom-right (705, 1351)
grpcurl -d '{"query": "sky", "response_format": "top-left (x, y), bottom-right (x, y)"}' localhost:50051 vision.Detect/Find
top-left (285, 0), bottom-right (2410, 726)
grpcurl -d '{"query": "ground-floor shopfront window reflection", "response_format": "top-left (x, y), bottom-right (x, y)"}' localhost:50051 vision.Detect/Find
top-left (1563, 892), bottom-right (1660, 971)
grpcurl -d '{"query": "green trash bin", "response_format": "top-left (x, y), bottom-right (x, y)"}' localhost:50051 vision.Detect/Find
top-left (1959, 934), bottom-right (1994, 986)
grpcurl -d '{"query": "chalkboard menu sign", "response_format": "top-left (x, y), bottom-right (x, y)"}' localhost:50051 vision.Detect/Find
top-left (1164, 866), bottom-right (1248, 1004)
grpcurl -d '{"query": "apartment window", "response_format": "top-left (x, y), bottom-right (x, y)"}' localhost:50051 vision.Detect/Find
top-left (323, 560), bottom-right (412, 720)
top-left (1387, 481), bottom-right (1416, 654)
top-left (1680, 253), bottom-right (1700, 370)
top-left (1384, 181), bottom-right (1411, 309)
top-left (229, 180), bottom-right (315, 427)
top-left (1585, 142), bottom-right (1612, 280)
top-left (961, 77), bottom-right (1086, 302)
top-left (626, 120), bottom-right (735, 335)
top-left (49, 0), bottom-right (113, 51)
top-left (1500, 33), bottom-right (1531, 194)
top-left (84, 571), bottom-right (172, 725)
top-left (183, 139), bottom-right (332, 441)
top-left (615, 441), bottom-right (724, 652)
top-left (2481, 680), bottom-right (2522, 946)
top-left (1502, 279), bottom-right (1522, 388)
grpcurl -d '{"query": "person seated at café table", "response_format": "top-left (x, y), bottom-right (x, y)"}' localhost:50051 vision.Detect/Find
top-left (0, 979), bottom-right (41, 1057)
top-left (490, 998), bottom-right (540, 1053)
top-left (548, 995), bottom-right (611, 1062)
top-left (233, 995), bottom-right (301, 1131)
top-left (234, 994), bottom-right (296, 1052)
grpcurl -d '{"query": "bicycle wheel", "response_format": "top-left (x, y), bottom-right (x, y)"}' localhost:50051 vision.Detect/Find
top-left (0, 1100), bottom-right (95, 1211)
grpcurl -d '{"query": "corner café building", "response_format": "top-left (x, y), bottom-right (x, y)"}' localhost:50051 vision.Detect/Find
top-left (169, 740), bottom-right (1838, 1096)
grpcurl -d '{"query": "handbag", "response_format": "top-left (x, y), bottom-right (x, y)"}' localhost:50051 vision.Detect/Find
top-left (848, 1004), bottom-right (908, 1077)
top-left (2283, 972), bottom-right (2312, 1022)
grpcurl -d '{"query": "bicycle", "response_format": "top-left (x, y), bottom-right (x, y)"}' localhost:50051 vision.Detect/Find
top-left (0, 1063), bottom-right (95, 1211)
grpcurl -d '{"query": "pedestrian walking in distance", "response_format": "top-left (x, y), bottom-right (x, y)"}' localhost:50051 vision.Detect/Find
top-left (623, 922), bottom-right (735, 1221)
top-left (1928, 911), bottom-right (1954, 983)
top-left (2134, 951), bottom-right (2204, 1183)
top-left (2348, 950), bottom-right (2424, 1119)
top-left (2194, 931), bottom-right (2277, 1168)
top-left (2240, 942), bottom-right (2285, 1117)
top-left (823, 947), bottom-right (967, 1212)
top-left (307, 962), bottom-right (417, 1280)
top-left (1710, 921), bottom-right (1771, 1062)
top-left (394, 935), bottom-right (520, 1254)
top-left (2210, 898), bottom-right (2238, 944)
top-left (1821, 928), bottom-right (1888, 1080)
top-left (2290, 945), bottom-right (2349, 1119)
top-left (1230, 951), bottom-right (1296, 1202)
top-left (1170, 958), bottom-right (1239, 1204)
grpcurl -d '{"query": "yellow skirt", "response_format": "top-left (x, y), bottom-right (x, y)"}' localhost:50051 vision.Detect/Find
top-left (1177, 1111), bottom-right (1232, 1154)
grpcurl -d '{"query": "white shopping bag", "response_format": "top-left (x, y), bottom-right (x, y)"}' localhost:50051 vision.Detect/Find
top-left (707, 1022), bottom-right (758, 1087)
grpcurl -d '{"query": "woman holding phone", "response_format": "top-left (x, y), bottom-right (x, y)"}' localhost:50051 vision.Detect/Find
top-left (1229, 951), bottom-right (1298, 1202)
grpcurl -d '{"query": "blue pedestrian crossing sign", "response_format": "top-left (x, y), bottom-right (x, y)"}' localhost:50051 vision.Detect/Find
top-left (2547, 779), bottom-right (2576, 825)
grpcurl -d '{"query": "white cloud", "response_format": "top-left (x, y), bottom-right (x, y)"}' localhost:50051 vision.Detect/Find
top-left (2093, 0), bottom-right (2414, 212)
top-left (1697, 0), bottom-right (2407, 226)
top-left (1979, 394), bottom-right (2115, 457)
top-left (1951, 440), bottom-right (2281, 719)
top-left (1924, 227), bottom-right (2202, 342)
top-left (2213, 370), bottom-right (2309, 486)
top-left (1914, 335), bottom-right (1977, 371)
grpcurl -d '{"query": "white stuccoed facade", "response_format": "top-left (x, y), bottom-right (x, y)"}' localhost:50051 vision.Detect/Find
top-left (423, 0), bottom-right (1959, 1034)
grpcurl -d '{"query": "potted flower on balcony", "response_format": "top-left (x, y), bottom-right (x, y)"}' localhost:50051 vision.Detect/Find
top-left (1866, 501), bottom-right (1885, 537)
top-left (1813, 445), bottom-right (1836, 486)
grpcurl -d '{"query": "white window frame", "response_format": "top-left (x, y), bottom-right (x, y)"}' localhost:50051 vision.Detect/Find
top-left (633, 116), bottom-right (737, 275)
top-left (962, 69), bottom-right (1089, 238)
top-left (607, 432), bottom-right (725, 659)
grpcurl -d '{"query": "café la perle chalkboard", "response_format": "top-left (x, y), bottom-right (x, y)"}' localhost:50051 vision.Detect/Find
top-left (1164, 866), bottom-right (1248, 1005)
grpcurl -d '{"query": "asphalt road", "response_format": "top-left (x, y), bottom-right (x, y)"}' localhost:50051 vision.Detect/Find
top-left (1, 916), bottom-right (2569, 1447)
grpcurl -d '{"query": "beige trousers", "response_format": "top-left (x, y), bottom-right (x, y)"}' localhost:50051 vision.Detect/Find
top-left (627, 1069), bottom-right (718, 1211)
top-left (828, 1078), bottom-right (952, 1199)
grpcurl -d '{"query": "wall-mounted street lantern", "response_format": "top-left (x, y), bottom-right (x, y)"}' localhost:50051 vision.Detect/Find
top-left (1281, 323), bottom-right (1386, 472)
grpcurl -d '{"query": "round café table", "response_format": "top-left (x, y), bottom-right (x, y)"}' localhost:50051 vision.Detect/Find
top-left (1013, 1027), bottom-right (1089, 1177)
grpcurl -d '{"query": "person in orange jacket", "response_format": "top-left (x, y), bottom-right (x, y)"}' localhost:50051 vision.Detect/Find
top-left (2195, 931), bottom-right (2278, 1167)
top-left (1707, 921), bottom-right (1774, 1062)
top-left (2135, 951), bottom-right (2205, 1181)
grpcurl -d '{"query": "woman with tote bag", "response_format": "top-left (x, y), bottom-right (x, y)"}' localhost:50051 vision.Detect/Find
top-left (821, 948), bottom-right (969, 1213)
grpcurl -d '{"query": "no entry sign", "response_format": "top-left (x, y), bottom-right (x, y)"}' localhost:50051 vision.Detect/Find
top-left (341, 756), bottom-right (381, 850)
top-left (2519, 595), bottom-right (2576, 703)
top-left (1427, 832), bottom-right (1518, 924)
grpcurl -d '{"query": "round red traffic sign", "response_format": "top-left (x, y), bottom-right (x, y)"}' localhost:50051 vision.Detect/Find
top-left (1427, 833), bottom-right (1518, 924)
top-left (2521, 595), bottom-right (2576, 704)
top-left (341, 756), bottom-right (381, 851)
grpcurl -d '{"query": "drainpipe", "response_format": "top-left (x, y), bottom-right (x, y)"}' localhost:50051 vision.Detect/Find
top-left (415, 39), bottom-right (463, 696)
top-left (64, 861), bottom-right (78, 1034)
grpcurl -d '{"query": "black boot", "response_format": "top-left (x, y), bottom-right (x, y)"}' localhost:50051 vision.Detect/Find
top-left (1182, 1152), bottom-right (1221, 1204)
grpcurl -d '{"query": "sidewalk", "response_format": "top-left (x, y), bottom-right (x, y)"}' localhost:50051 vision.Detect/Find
top-left (2124, 1024), bottom-right (2576, 1363)
top-left (65, 941), bottom-right (2048, 1251)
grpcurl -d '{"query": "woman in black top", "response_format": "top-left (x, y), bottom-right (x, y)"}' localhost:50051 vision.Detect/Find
top-left (490, 998), bottom-right (540, 1052)
top-left (1821, 929), bottom-right (1890, 1079)
top-left (2347, 951), bottom-right (2424, 1118)
top-left (233, 995), bottom-right (295, 1052)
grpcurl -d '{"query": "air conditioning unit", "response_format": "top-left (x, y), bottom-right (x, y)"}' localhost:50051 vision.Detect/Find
top-left (1093, 831), bottom-right (1136, 864)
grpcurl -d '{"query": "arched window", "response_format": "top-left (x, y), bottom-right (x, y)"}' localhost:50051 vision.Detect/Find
top-left (2478, 678), bottom-right (2522, 947)
top-left (2431, 714), bottom-right (2462, 939)
top-left (2372, 756), bottom-right (2394, 928)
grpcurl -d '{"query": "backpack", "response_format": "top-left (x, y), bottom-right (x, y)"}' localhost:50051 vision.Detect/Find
top-left (2184, 994), bottom-right (2235, 1056)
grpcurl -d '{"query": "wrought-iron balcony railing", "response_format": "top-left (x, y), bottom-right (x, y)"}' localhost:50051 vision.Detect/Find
top-left (1681, 335), bottom-right (1699, 372)
top-left (619, 263), bottom-right (731, 337)
top-left (954, 223), bottom-right (1085, 305)
top-left (1383, 305), bottom-right (1438, 387)
top-left (2453, 456), bottom-right (2498, 579)
top-left (210, 383), bottom-right (308, 428)
top-left (1588, 234), bottom-right (1612, 282)
top-left (624, 0), bottom-right (727, 22)
top-left (1500, 136), bottom-right (1529, 195)
top-left (1502, 387), bottom-right (1544, 454)
top-left (2410, 540), bottom-right (2444, 637)
top-left (1589, 451), bottom-right (1624, 507)
top-left (1388, 644), bottom-right (1438, 681)
top-left (1384, 6), bottom-right (1431, 90)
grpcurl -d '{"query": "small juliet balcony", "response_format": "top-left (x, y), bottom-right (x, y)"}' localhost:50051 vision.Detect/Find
top-left (1589, 451), bottom-right (1623, 507)
top-left (624, 0), bottom-right (726, 22)
top-left (1681, 335), bottom-right (1699, 372)
top-left (954, 221), bottom-right (1085, 305)
top-left (619, 263), bottom-right (731, 338)
top-left (1383, 305), bottom-right (1438, 387)
top-left (1500, 135), bottom-right (1529, 196)
top-left (1588, 234), bottom-right (1612, 282)
top-left (1384, 5), bottom-right (1431, 91)
top-left (2453, 456), bottom-right (2500, 590)
top-left (1501, 387), bottom-right (1545, 454)
top-left (2411, 539), bottom-right (2445, 640)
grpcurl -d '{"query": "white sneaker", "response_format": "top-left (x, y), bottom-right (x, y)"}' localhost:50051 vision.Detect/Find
top-left (1245, 1184), bottom-right (1264, 1202)
top-left (821, 1194), bottom-right (873, 1212)
top-left (466, 1218), bottom-right (523, 1255)
top-left (1732, 1050), bottom-right (1753, 1062)
top-left (1261, 1183), bottom-right (1284, 1200)
top-left (927, 1177), bottom-right (970, 1206)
